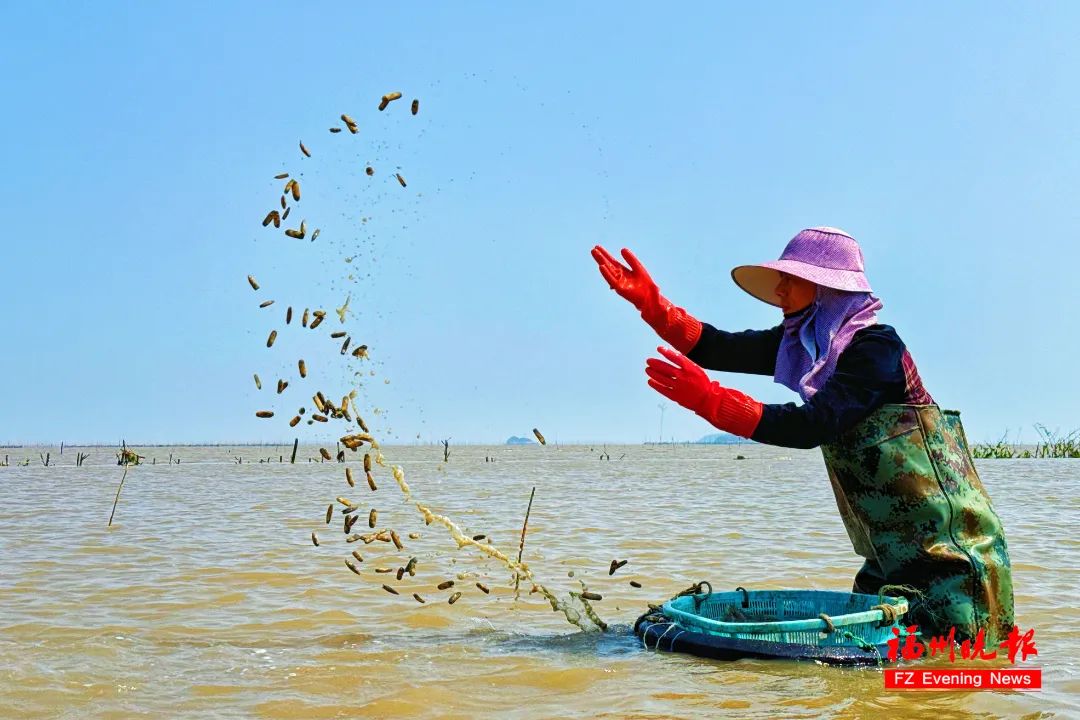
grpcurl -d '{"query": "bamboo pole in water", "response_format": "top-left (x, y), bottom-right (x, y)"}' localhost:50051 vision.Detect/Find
top-left (514, 486), bottom-right (537, 600)
top-left (108, 466), bottom-right (129, 527)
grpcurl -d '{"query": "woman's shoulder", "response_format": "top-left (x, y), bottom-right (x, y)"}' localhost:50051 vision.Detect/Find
top-left (842, 323), bottom-right (929, 399)
top-left (851, 323), bottom-right (905, 347)
top-left (839, 324), bottom-right (906, 371)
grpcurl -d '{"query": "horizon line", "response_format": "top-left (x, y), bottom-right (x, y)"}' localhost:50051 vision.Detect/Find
top-left (0, 438), bottom-right (753, 448)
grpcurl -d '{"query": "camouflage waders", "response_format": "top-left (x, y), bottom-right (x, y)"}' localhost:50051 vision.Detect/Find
top-left (821, 404), bottom-right (1014, 644)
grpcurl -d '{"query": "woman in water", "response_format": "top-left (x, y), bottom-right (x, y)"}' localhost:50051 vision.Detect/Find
top-left (592, 226), bottom-right (1014, 644)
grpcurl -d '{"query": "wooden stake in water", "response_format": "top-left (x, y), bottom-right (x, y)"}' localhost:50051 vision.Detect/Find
top-left (514, 486), bottom-right (536, 601)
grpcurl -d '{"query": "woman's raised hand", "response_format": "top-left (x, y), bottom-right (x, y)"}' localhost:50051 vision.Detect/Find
top-left (645, 346), bottom-right (764, 439)
top-left (591, 245), bottom-right (703, 355)
top-left (591, 245), bottom-right (661, 312)
top-left (645, 346), bottom-right (712, 412)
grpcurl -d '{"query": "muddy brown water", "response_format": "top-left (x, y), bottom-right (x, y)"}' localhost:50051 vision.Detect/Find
top-left (0, 444), bottom-right (1074, 718)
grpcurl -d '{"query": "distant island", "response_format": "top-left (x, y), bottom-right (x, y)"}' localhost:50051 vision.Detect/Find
top-left (505, 436), bottom-right (535, 445)
top-left (695, 432), bottom-right (753, 445)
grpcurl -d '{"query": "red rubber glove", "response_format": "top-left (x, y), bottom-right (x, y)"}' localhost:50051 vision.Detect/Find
top-left (645, 346), bottom-right (763, 438)
top-left (591, 245), bottom-right (702, 354)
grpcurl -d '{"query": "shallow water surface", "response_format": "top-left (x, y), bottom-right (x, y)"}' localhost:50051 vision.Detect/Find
top-left (0, 444), bottom-right (1074, 718)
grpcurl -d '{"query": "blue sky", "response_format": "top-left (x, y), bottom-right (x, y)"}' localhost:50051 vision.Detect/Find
top-left (1, 2), bottom-right (1077, 445)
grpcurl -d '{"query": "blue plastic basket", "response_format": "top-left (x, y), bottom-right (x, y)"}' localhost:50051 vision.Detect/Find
top-left (662, 588), bottom-right (907, 647)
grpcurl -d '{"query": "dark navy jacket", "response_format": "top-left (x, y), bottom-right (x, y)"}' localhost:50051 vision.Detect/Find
top-left (686, 319), bottom-right (933, 449)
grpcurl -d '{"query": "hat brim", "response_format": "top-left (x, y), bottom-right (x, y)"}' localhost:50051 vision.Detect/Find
top-left (731, 260), bottom-right (873, 306)
top-left (730, 265), bottom-right (784, 307)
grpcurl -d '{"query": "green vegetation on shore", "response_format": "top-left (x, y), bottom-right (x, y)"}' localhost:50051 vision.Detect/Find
top-left (973, 424), bottom-right (1080, 459)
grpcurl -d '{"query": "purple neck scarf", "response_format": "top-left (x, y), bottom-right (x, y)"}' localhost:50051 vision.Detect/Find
top-left (774, 287), bottom-right (883, 401)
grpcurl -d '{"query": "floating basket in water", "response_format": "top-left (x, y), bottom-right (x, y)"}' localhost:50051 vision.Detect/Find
top-left (634, 585), bottom-right (909, 666)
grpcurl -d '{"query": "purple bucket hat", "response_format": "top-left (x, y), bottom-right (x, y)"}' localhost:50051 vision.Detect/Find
top-left (731, 227), bottom-right (872, 307)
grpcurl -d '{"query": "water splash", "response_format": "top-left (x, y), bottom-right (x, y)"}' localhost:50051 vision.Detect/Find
top-left (389, 463), bottom-right (605, 631)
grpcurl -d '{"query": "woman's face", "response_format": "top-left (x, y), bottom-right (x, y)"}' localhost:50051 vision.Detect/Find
top-left (775, 272), bottom-right (817, 314)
